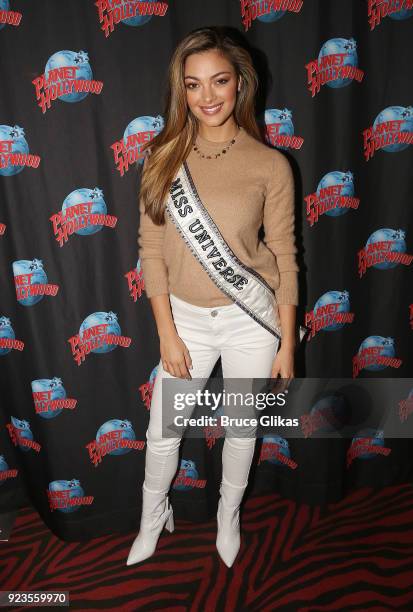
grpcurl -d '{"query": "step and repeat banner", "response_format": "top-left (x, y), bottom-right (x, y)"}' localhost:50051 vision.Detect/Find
top-left (0, 1), bottom-right (412, 540)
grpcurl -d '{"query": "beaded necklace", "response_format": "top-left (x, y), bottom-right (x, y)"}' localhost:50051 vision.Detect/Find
top-left (193, 126), bottom-right (241, 159)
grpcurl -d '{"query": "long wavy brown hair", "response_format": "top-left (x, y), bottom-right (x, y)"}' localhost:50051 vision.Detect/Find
top-left (138, 26), bottom-right (262, 225)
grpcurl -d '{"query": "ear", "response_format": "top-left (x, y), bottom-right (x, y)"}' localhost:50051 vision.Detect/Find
top-left (237, 76), bottom-right (242, 92)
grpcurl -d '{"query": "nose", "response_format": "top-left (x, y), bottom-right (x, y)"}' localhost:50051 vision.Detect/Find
top-left (201, 84), bottom-right (214, 103)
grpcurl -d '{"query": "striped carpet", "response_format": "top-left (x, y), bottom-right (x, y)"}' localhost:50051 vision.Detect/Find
top-left (1, 484), bottom-right (413, 611)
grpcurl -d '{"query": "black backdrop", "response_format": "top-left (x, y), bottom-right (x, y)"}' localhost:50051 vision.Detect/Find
top-left (1, 0), bottom-right (412, 541)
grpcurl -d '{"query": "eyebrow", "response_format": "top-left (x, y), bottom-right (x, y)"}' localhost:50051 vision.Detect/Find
top-left (184, 71), bottom-right (232, 80)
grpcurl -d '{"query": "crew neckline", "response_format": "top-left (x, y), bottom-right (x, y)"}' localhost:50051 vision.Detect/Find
top-left (194, 125), bottom-right (247, 150)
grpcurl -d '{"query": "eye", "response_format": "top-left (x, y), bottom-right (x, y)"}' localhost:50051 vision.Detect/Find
top-left (185, 79), bottom-right (229, 89)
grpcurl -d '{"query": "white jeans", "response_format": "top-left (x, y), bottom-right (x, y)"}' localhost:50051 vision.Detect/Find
top-left (144, 293), bottom-right (281, 494)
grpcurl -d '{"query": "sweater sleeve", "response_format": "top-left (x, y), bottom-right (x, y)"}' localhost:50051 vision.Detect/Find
top-left (137, 158), bottom-right (169, 298)
top-left (263, 153), bottom-right (299, 306)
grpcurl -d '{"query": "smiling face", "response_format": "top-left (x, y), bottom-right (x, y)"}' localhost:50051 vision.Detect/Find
top-left (184, 48), bottom-right (240, 131)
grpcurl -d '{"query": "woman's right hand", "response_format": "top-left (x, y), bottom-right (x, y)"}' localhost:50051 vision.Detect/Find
top-left (160, 330), bottom-right (193, 380)
top-left (147, 294), bottom-right (193, 379)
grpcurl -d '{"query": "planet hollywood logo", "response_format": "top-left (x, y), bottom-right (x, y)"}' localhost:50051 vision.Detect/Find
top-left (173, 459), bottom-right (206, 490)
top-left (139, 364), bottom-right (158, 410)
top-left (68, 311), bottom-right (132, 366)
top-left (32, 50), bottom-right (103, 114)
top-left (258, 436), bottom-right (297, 469)
top-left (239, 0), bottom-right (302, 32)
top-left (204, 405), bottom-right (226, 450)
top-left (0, 316), bottom-right (24, 355)
top-left (6, 417), bottom-right (41, 452)
top-left (0, 222), bottom-right (5, 234)
top-left (352, 336), bottom-right (402, 378)
top-left (0, 1), bottom-right (22, 29)
top-left (305, 171), bottom-right (360, 226)
top-left (95, 0), bottom-right (168, 38)
top-left (358, 228), bottom-right (413, 278)
top-left (86, 419), bottom-right (144, 467)
top-left (398, 387), bottom-right (413, 422)
top-left (0, 455), bottom-right (18, 484)
top-left (300, 395), bottom-right (347, 438)
top-left (347, 428), bottom-right (391, 467)
top-left (47, 479), bottom-right (94, 512)
top-left (305, 37), bottom-right (364, 97)
top-left (125, 259), bottom-right (144, 302)
top-left (362, 105), bottom-right (413, 160)
top-left (50, 188), bottom-right (118, 247)
top-left (12, 259), bottom-right (59, 306)
top-left (368, 0), bottom-right (413, 31)
top-left (0, 125), bottom-right (41, 176)
top-left (305, 291), bottom-right (355, 340)
top-left (31, 378), bottom-right (77, 419)
top-left (264, 108), bottom-right (304, 150)
top-left (111, 115), bottom-right (164, 176)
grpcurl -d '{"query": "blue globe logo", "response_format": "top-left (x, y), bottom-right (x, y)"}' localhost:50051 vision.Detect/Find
top-left (318, 38), bottom-right (358, 88)
top-left (0, 125), bottom-right (29, 176)
top-left (79, 311), bottom-right (122, 354)
top-left (257, 6), bottom-right (286, 22)
top-left (31, 377), bottom-right (66, 420)
top-left (0, 316), bottom-right (15, 356)
top-left (389, 7), bottom-right (413, 20)
top-left (373, 106), bottom-right (413, 153)
top-left (0, 455), bottom-right (10, 484)
top-left (62, 188), bottom-right (106, 236)
top-left (44, 50), bottom-right (93, 103)
top-left (358, 336), bottom-right (395, 372)
top-left (264, 108), bottom-right (294, 150)
top-left (173, 459), bottom-right (198, 491)
top-left (313, 290), bottom-right (350, 331)
top-left (49, 479), bottom-right (85, 513)
top-left (309, 395), bottom-right (347, 433)
top-left (263, 435), bottom-right (290, 465)
top-left (96, 419), bottom-right (136, 456)
top-left (118, 0), bottom-right (155, 26)
top-left (365, 228), bottom-right (406, 270)
top-left (123, 115), bottom-right (164, 165)
top-left (11, 416), bottom-right (33, 452)
top-left (352, 428), bottom-right (385, 460)
top-left (149, 365), bottom-right (158, 386)
top-left (12, 259), bottom-right (47, 307)
top-left (0, 0), bottom-right (10, 31)
top-left (317, 171), bottom-right (355, 217)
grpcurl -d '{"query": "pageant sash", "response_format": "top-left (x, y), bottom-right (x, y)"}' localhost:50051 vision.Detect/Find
top-left (165, 161), bottom-right (308, 344)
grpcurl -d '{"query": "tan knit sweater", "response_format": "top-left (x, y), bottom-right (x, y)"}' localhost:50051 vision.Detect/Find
top-left (137, 126), bottom-right (299, 308)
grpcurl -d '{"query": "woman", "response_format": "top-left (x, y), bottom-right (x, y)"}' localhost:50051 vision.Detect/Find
top-left (127, 26), bottom-right (301, 568)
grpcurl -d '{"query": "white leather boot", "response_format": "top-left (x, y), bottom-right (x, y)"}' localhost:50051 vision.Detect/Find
top-left (216, 474), bottom-right (248, 568)
top-left (126, 483), bottom-right (174, 566)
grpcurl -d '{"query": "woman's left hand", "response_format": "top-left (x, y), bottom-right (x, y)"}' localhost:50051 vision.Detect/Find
top-left (270, 343), bottom-right (295, 390)
top-left (271, 304), bottom-right (297, 390)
